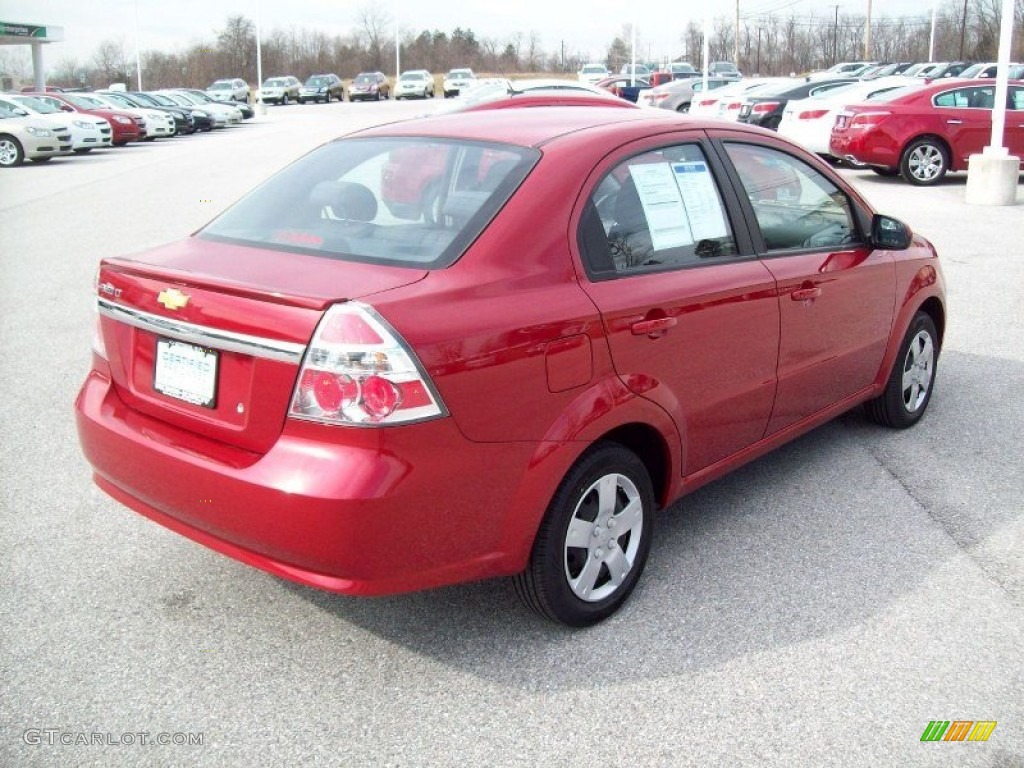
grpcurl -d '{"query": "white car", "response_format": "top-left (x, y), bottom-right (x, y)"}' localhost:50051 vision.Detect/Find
top-left (161, 91), bottom-right (242, 126)
top-left (73, 92), bottom-right (176, 140)
top-left (395, 70), bottom-right (435, 99)
top-left (777, 76), bottom-right (923, 158)
top-left (0, 94), bottom-right (111, 153)
top-left (688, 78), bottom-right (792, 120)
top-left (806, 62), bottom-right (877, 81)
top-left (206, 78), bottom-right (250, 103)
top-left (442, 68), bottom-right (476, 98)
top-left (957, 61), bottom-right (1024, 79)
top-left (0, 103), bottom-right (73, 165)
top-left (577, 63), bottom-right (609, 85)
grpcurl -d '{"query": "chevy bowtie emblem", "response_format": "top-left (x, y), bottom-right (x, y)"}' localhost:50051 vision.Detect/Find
top-left (157, 288), bottom-right (190, 311)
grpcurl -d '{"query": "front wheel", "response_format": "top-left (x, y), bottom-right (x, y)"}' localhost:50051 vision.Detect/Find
top-left (1, 135), bottom-right (26, 166)
top-left (865, 311), bottom-right (939, 428)
top-left (513, 443), bottom-right (655, 627)
top-left (900, 138), bottom-right (948, 185)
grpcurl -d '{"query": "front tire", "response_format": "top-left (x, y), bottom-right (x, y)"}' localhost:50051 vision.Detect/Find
top-left (514, 443), bottom-right (655, 627)
top-left (1, 135), bottom-right (26, 166)
top-left (900, 138), bottom-right (948, 186)
top-left (865, 311), bottom-right (939, 428)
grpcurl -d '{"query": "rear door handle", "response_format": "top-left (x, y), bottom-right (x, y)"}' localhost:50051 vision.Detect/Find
top-left (631, 317), bottom-right (677, 336)
top-left (791, 286), bottom-right (822, 301)
top-left (946, 119), bottom-right (963, 125)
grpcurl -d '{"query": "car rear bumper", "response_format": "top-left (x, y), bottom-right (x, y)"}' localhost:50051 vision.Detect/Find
top-left (75, 367), bottom-right (543, 595)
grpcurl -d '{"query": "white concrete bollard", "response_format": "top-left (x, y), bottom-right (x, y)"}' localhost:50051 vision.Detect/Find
top-left (965, 146), bottom-right (1021, 206)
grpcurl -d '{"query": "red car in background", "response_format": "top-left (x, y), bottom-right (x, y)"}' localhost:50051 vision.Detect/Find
top-left (830, 78), bottom-right (1024, 184)
top-left (76, 107), bottom-right (946, 627)
top-left (27, 92), bottom-right (144, 146)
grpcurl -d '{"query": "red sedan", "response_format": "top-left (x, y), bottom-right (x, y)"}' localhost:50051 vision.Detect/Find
top-left (830, 78), bottom-right (1024, 184)
top-left (76, 107), bottom-right (946, 626)
top-left (27, 92), bottom-right (144, 145)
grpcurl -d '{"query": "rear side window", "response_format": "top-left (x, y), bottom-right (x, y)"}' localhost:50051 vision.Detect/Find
top-left (200, 137), bottom-right (538, 269)
top-left (1012, 88), bottom-right (1024, 110)
top-left (579, 144), bottom-right (738, 278)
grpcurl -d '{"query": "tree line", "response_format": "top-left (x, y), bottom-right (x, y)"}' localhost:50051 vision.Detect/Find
top-left (21, 0), bottom-right (1024, 90)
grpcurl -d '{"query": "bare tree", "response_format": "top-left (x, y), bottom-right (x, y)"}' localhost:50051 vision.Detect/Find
top-left (91, 39), bottom-right (133, 85)
top-left (356, 3), bottom-right (392, 71)
top-left (216, 15), bottom-right (256, 81)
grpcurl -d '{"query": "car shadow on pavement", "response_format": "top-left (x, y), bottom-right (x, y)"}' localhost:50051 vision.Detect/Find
top-left (276, 349), bottom-right (1021, 691)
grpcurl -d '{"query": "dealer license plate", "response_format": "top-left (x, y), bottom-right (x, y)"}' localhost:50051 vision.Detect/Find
top-left (154, 338), bottom-right (218, 408)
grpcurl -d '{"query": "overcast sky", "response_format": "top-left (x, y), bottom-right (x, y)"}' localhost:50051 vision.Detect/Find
top-left (4, 0), bottom-right (934, 71)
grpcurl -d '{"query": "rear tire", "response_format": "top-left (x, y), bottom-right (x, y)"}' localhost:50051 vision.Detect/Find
top-left (282, 94), bottom-right (289, 105)
top-left (513, 443), bottom-right (655, 627)
top-left (900, 138), bottom-right (948, 186)
top-left (865, 311), bottom-right (939, 428)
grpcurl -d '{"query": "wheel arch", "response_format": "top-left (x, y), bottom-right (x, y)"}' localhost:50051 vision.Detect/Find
top-left (596, 422), bottom-right (672, 510)
top-left (901, 133), bottom-right (953, 167)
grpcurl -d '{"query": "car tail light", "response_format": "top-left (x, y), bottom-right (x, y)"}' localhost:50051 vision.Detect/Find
top-left (751, 102), bottom-right (780, 113)
top-left (651, 92), bottom-right (670, 101)
top-left (726, 102), bottom-right (741, 110)
top-left (289, 302), bottom-right (447, 426)
top-left (849, 111), bottom-right (891, 128)
top-left (798, 109), bottom-right (829, 120)
top-left (697, 99), bottom-right (717, 107)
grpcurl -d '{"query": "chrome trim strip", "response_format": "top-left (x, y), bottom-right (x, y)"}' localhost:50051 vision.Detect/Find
top-left (97, 298), bottom-right (306, 363)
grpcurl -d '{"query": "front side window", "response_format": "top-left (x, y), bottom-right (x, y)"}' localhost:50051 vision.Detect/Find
top-left (200, 138), bottom-right (537, 269)
top-left (579, 144), bottom-right (738, 278)
top-left (724, 143), bottom-right (859, 251)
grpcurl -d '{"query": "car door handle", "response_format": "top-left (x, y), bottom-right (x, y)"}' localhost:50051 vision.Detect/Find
top-left (631, 317), bottom-right (677, 336)
top-left (946, 119), bottom-right (963, 125)
top-left (791, 286), bottom-right (822, 301)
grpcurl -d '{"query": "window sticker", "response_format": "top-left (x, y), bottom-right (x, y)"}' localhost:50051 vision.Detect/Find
top-left (671, 161), bottom-right (730, 241)
top-left (628, 163), bottom-right (695, 250)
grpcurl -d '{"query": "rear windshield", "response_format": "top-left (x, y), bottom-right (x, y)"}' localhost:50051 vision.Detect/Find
top-left (199, 137), bottom-right (539, 269)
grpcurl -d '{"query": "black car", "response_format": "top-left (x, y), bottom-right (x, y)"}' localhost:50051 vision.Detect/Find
top-left (177, 88), bottom-right (255, 120)
top-left (737, 78), bottom-right (858, 130)
top-left (299, 74), bottom-right (345, 104)
top-left (135, 92), bottom-right (214, 132)
top-left (100, 90), bottom-right (196, 135)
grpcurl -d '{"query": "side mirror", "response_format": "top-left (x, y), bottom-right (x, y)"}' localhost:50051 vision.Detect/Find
top-left (871, 214), bottom-right (912, 250)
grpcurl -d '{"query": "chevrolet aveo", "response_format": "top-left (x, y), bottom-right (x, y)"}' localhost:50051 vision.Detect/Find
top-left (76, 107), bottom-right (946, 626)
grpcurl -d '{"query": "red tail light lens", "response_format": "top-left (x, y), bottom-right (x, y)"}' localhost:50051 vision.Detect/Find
top-left (726, 102), bottom-right (741, 110)
top-left (698, 99), bottom-right (717, 107)
top-left (849, 111), bottom-right (891, 128)
top-left (752, 102), bottom-right (780, 113)
top-left (290, 302), bottom-right (447, 426)
top-left (798, 109), bottom-right (829, 120)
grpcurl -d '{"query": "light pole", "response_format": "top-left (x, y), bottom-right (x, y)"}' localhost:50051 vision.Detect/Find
top-left (864, 0), bottom-right (872, 60)
top-left (928, 2), bottom-right (937, 62)
top-left (133, 0), bottom-right (143, 90)
top-left (255, 0), bottom-right (264, 114)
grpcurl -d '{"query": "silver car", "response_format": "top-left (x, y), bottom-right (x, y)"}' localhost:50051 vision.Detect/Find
top-left (259, 76), bottom-right (301, 105)
top-left (0, 103), bottom-right (73, 166)
top-left (206, 78), bottom-right (250, 103)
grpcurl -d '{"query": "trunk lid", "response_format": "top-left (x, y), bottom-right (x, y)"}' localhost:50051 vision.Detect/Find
top-left (96, 237), bottom-right (427, 453)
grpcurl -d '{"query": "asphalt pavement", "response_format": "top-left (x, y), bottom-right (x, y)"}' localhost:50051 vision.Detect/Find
top-left (1, 101), bottom-right (1021, 767)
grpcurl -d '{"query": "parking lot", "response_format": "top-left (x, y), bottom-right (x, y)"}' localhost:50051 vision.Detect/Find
top-left (1, 101), bottom-right (1021, 767)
